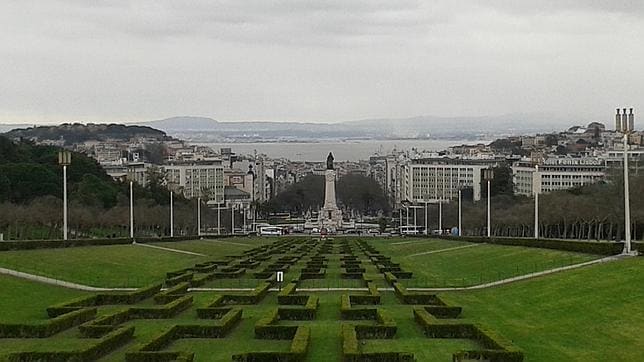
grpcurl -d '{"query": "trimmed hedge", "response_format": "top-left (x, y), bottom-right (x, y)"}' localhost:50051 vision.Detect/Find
top-left (80, 295), bottom-right (194, 337)
top-left (0, 236), bottom-right (201, 251)
top-left (0, 308), bottom-right (96, 338)
top-left (126, 351), bottom-right (195, 362)
top-left (393, 282), bottom-right (442, 305)
top-left (5, 326), bottom-right (134, 361)
top-left (131, 295), bottom-right (193, 319)
top-left (46, 283), bottom-right (162, 317)
top-left (126, 308), bottom-right (242, 360)
top-left (232, 326), bottom-right (310, 361)
top-left (165, 272), bottom-right (193, 286)
top-left (413, 308), bottom-right (524, 361)
top-left (222, 282), bottom-right (271, 305)
top-left (354, 310), bottom-right (397, 339)
top-left (153, 282), bottom-right (189, 304)
top-left (434, 235), bottom-right (624, 256)
top-left (341, 324), bottom-right (413, 362)
top-left (278, 296), bottom-right (318, 320)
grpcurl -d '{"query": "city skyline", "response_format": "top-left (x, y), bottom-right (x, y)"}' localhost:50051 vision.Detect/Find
top-left (1, 1), bottom-right (643, 124)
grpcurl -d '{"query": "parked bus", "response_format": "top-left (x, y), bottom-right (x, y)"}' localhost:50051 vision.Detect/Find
top-left (399, 226), bottom-right (422, 236)
top-left (259, 226), bottom-right (283, 236)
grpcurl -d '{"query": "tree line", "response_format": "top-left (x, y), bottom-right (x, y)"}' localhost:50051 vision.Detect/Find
top-left (407, 169), bottom-right (644, 241)
top-left (0, 137), bottom-right (238, 239)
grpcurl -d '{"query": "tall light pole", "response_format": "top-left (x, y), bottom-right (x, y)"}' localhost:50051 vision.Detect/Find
top-left (129, 181), bottom-right (134, 240)
top-left (458, 188), bottom-right (462, 236)
top-left (169, 191), bottom-right (174, 237)
top-left (617, 107), bottom-right (634, 254)
top-left (483, 169), bottom-right (494, 238)
top-left (217, 203), bottom-right (221, 236)
top-left (438, 200), bottom-right (442, 233)
top-left (534, 165), bottom-right (539, 239)
top-left (58, 150), bottom-right (71, 240)
top-left (197, 197), bottom-right (202, 237)
top-left (424, 200), bottom-right (428, 235)
top-left (623, 132), bottom-right (632, 253)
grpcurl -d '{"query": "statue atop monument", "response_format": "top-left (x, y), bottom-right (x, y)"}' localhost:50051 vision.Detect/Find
top-left (326, 152), bottom-right (334, 170)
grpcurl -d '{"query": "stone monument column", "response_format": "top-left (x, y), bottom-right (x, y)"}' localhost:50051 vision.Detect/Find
top-left (320, 152), bottom-right (342, 229)
top-left (324, 169), bottom-right (338, 210)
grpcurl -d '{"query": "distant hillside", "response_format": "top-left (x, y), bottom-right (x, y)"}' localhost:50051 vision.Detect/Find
top-left (0, 123), bottom-right (33, 133)
top-left (4, 123), bottom-right (168, 145)
top-left (140, 116), bottom-right (367, 138)
top-left (140, 113), bottom-right (571, 140)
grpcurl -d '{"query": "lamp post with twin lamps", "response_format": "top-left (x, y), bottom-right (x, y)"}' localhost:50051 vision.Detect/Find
top-left (616, 107), bottom-right (635, 254)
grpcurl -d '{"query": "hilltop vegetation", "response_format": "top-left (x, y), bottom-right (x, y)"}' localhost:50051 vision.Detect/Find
top-left (3, 123), bottom-right (167, 144)
top-left (0, 137), bottom-right (208, 240)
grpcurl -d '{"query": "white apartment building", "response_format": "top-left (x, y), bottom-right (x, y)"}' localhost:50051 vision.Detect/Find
top-left (512, 157), bottom-right (606, 196)
top-left (164, 161), bottom-right (224, 202)
top-left (402, 160), bottom-right (486, 203)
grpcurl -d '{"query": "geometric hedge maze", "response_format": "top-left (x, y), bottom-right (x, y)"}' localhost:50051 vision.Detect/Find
top-left (0, 238), bottom-right (524, 361)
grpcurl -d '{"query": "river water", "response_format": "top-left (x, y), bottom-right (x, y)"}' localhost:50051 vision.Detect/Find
top-left (198, 139), bottom-right (487, 161)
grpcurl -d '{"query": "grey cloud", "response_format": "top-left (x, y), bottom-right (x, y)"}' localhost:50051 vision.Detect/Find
top-left (0, 0), bottom-right (643, 124)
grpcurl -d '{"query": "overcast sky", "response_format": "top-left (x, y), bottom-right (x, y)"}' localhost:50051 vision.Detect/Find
top-left (1, 0), bottom-right (643, 124)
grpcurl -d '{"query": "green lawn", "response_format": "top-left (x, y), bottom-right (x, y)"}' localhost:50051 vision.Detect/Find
top-left (0, 243), bottom-right (208, 287)
top-left (444, 256), bottom-right (644, 361)
top-left (149, 238), bottom-right (271, 257)
top-left (0, 275), bottom-right (86, 322)
top-left (369, 237), bottom-right (597, 287)
top-left (0, 237), bottom-right (641, 361)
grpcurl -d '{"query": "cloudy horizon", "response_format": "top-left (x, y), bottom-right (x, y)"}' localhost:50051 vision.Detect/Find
top-left (1, 1), bottom-right (643, 125)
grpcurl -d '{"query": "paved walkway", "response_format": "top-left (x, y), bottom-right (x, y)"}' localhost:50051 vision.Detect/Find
top-left (391, 240), bottom-right (434, 246)
top-left (408, 255), bottom-right (623, 291)
top-left (0, 267), bottom-right (137, 292)
top-left (134, 242), bottom-right (206, 256)
top-left (0, 254), bottom-right (629, 293)
top-left (407, 243), bottom-right (481, 257)
top-left (205, 239), bottom-right (253, 247)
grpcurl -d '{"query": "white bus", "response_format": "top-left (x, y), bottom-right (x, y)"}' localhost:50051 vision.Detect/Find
top-left (399, 226), bottom-right (422, 235)
top-left (259, 226), bottom-right (283, 236)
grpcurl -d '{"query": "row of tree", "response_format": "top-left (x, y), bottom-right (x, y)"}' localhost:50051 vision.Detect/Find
top-left (0, 137), bottom-right (236, 239)
top-left (405, 171), bottom-right (644, 241)
top-left (265, 174), bottom-right (390, 216)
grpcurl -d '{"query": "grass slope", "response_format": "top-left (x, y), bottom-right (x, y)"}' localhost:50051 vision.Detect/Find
top-left (371, 238), bottom-right (596, 287)
top-left (0, 243), bottom-right (207, 287)
top-left (444, 257), bottom-right (644, 361)
top-left (0, 275), bottom-right (85, 322)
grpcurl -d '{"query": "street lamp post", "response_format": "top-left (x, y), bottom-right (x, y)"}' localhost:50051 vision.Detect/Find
top-left (483, 169), bottom-right (494, 238)
top-left (534, 165), bottom-right (539, 239)
top-left (623, 132), bottom-right (632, 254)
top-left (197, 197), bottom-right (202, 237)
top-left (129, 181), bottom-right (134, 241)
top-left (458, 188), bottom-right (462, 236)
top-left (169, 191), bottom-right (174, 237)
top-left (217, 203), bottom-right (221, 236)
top-left (617, 107), bottom-right (634, 254)
top-left (424, 200), bottom-right (429, 236)
top-left (438, 200), bottom-right (442, 233)
top-left (58, 150), bottom-right (71, 240)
